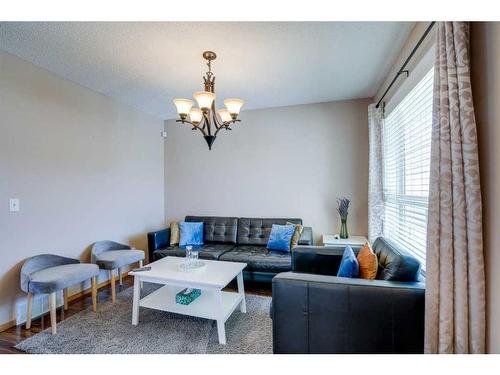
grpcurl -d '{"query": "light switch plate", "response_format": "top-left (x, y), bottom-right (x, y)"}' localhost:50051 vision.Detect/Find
top-left (9, 198), bottom-right (20, 212)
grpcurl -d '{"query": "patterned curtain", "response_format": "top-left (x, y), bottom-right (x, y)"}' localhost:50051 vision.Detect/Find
top-left (368, 104), bottom-right (384, 244)
top-left (425, 22), bottom-right (485, 354)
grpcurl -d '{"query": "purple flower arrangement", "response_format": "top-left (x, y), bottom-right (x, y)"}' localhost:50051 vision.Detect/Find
top-left (337, 197), bottom-right (350, 238)
top-left (337, 197), bottom-right (350, 220)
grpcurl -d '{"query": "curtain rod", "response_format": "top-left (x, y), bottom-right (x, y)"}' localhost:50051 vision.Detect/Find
top-left (375, 21), bottom-right (436, 109)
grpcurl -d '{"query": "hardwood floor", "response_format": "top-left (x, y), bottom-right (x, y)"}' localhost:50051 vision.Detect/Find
top-left (0, 275), bottom-right (272, 354)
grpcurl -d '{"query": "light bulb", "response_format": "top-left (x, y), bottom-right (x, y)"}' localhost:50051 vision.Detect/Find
top-left (223, 98), bottom-right (244, 119)
top-left (218, 109), bottom-right (232, 123)
top-left (189, 108), bottom-right (203, 124)
top-left (173, 98), bottom-right (193, 120)
top-left (193, 91), bottom-right (216, 110)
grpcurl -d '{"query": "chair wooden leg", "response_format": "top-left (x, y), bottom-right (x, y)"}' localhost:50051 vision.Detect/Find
top-left (63, 288), bottom-right (68, 310)
top-left (26, 292), bottom-right (33, 330)
top-left (139, 260), bottom-right (144, 288)
top-left (118, 268), bottom-right (123, 286)
top-left (109, 269), bottom-right (116, 303)
top-left (49, 292), bottom-right (57, 335)
top-left (91, 276), bottom-right (97, 312)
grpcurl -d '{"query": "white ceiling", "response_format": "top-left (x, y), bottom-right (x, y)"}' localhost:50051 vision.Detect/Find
top-left (0, 22), bottom-right (414, 119)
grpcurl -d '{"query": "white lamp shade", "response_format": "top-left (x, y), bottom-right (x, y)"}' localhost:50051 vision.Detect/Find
top-left (218, 109), bottom-right (232, 123)
top-left (224, 98), bottom-right (244, 116)
top-left (173, 98), bottom-right (193, 115)
top-left (189, 108), bottom-right (203, 124)
top-left (193, 91), bottom-right (216, 109)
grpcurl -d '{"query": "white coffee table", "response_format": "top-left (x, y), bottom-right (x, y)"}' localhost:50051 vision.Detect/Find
top-left (129, 256), bottom-right (247, 345)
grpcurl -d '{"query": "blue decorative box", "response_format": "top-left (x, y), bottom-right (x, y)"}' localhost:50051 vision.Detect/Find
top-left (175, 288), bottom-right (201, 305)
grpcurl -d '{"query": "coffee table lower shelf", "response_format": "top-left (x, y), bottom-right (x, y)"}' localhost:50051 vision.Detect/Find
top-left (139, 285), bottom-right (243, 321)
top-left (132, 283), bottom-right (246, 345)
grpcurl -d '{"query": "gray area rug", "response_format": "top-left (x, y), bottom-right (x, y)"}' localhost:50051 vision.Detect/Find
top-left (15, 284), bottom-right (273, 354)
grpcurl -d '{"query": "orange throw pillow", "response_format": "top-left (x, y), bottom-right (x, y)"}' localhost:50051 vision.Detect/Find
top-left (357, 243), bottom-right (378, 279)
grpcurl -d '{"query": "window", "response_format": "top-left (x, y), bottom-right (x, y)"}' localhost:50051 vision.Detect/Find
top-left (382, 68), bottom-right (433, 269)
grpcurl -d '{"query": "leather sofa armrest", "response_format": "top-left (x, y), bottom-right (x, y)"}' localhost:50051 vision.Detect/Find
top-left (147, 228), bottom-right (170, 263)
top-left (272, 272), bottom-right (425, 353)
top-left (298, 226), bottom-right (313, 245)
top-left (275, 271), bottom-right (425, 290)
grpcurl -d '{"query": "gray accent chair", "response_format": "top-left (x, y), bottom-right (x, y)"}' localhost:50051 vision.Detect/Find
top-left (91, 241), bottom-right (145, 302)
top-left (20, 254), bottom-right (99, 334)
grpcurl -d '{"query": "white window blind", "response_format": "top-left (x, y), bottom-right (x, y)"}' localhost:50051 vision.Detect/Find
top-left (382, 68), bottom-right (434, 269)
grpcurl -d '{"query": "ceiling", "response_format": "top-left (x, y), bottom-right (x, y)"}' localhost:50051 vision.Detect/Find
top-left (0, 22), bottom-right (414, 119)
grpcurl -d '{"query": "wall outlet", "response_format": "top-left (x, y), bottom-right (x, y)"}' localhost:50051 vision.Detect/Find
top-left (9, 198), bottom-right (20, 212)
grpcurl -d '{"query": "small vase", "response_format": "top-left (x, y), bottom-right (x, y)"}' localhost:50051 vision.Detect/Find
top-left (340, 218), bottom-right (348, 239)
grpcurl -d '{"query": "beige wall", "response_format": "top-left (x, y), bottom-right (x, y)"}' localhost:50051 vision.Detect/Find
top-left (0, 51), bottom-right (165, 328)
top-left (471, 22), bottom-right (500, 354)
top-left (164, 100), bottom-right (370, 244)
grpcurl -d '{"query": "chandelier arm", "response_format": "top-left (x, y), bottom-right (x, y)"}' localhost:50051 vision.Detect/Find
top-left (214, 116), bottom-right (232, 135)
top-left (193, 125), bottom-right (208, 137)
top-left (195, 115), bottom-right (208, 136)
top-left (209, 98), bottom-right (223, 131)
top-left (175, 119), bottom-right (207, 136)
top-left (214, 126), bottom-right (224, 137)
top-left (203, 111), bottom-right (212, 136)
top-left (214, 122), bottom-right (229, 136)
top-left (222, 119), bottom-right (240, 130)
top-left (213, 120), bottom-right (237, 136)
top-left (212, 109), bottom-right (222, 130)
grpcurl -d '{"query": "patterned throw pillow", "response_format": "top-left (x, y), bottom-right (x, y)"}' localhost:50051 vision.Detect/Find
top-left (357, 242), bottom-right (378, 279)
top-left (337, 245), bottom-right (359, 278)
top-left (266, 224), bottom-right (296, 252)
top-left (179, 222), bottom-right (204, 248)
top-left (286, 221), bottom-right (304, 249)
top-left (170, 222), bottom-right (180, 246)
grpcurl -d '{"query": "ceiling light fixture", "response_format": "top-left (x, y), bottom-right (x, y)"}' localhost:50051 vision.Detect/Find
top-left (173, 51), bottom-right (244, 150)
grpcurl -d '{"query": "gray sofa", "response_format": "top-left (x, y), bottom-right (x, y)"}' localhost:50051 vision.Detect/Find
top-left (147, 216), bottom-right (313, 282)
top-left (271, 237), bottom-right (425, 353)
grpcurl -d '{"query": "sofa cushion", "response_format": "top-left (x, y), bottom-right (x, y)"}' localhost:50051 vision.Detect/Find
top-left (267, 224), bottom-right (296, 252)
top-left (372, 237), bottom-right (421, 282)
top-left (179, 221), bottom-right (204, 247)
top-left (153, 243), bottom-right (236, 261)
top-left (170, 222), bottom-right (180, 245)
top-left (95, 249), bottom-right (145, 269)
top-left (28, 264), bottom-right (99, 294)
top-left (287, 222), bottom-right (304, 248)
top-left (237, 218), bottom-right (303, 246)
top-left (219, 245), bottom-right (291, 273)
top-left (357, 243), bottom-right (378, 280)
top-left (20, 254), bottom-right (81, 293)
top-left (153, 247), bottom-right (184, 260)
top-left (337, 245), bottom-right (359, 278)
top-left (185, 216), bottom-right (238, 244)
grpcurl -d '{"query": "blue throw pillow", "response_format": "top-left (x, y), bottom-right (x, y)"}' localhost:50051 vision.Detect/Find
top-left (266, 224), bottom-right (296, 252)
top-left (179, 222), bottom-right (204, 248)
top-left (337, 245), bottom-right (359, 278)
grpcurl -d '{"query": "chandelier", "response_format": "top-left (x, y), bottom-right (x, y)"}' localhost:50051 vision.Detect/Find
top-left (173, 51), bottom-right (244, 150)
